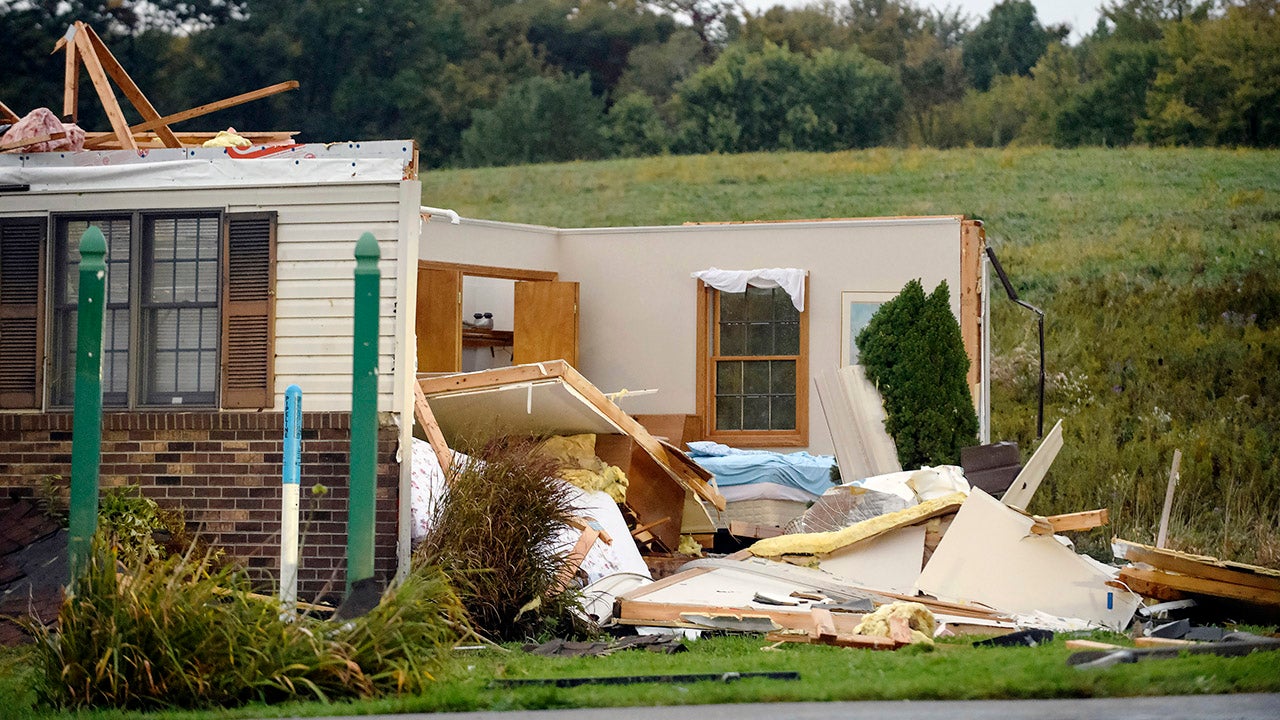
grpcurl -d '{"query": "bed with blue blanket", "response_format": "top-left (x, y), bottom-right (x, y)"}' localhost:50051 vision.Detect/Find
top-left (686, 441), bottom-right (837, 528)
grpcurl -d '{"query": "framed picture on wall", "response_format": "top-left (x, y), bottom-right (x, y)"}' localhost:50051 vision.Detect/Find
top-left (840, 291), bottom-right (899, 367)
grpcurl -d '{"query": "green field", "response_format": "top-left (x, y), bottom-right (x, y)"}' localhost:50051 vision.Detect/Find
top-left (423, 146), bottom-right (1280, 565)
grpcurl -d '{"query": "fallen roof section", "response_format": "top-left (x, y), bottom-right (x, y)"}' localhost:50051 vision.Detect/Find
top-left (747, 492), bottom-right (966, 558)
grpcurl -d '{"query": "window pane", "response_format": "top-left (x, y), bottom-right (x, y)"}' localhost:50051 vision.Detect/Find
top-left (742, 395), bottom-right (771, 429)
top-left (747, 322), bottom-right (774, 355)
top-left (720, 292), bottom-right (746, 322)
top-left (776, 320), bottom-right (800, 355)
top-left (746, 286), bottom-right (773, 321)
top-left (719, 321), bottom-right (746, 356)
top-left (716, 361), bottom-right (742, 395)
top-left (771, 395), bottom-right (796, 430)
top-left (142, 214), bottom-right (219, 406)
top-left (771, 360), bottom-right (795, 394)
top-left (151, 263), bottom-right (174, 302)
top-left (197, 260), bottom-right (217, 302)
top-left (742, 360), bottom-right (770, 394)
top-left (715, 396), bottom-right (742, 430)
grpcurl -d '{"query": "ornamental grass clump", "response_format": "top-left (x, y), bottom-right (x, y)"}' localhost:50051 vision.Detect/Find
top-left (414, 435), bottom-right (583, 641)
top-left (28, 538), bottom-right (468, 710)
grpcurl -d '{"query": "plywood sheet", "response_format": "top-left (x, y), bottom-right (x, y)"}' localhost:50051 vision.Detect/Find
top-left (1002, 418), bottom-right (1064, 511)
top-left (915, 488), bottom-right (1140, 629)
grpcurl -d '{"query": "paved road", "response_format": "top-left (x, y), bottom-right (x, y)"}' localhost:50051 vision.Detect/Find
top-left (300, 694), bottom-right (1279, 720)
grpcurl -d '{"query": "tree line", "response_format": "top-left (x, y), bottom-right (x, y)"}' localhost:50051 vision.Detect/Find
top-left (2, 0), bottom-right (1277, 168)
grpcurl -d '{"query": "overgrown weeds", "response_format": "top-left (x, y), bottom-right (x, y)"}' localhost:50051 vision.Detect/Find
top-left (413, 435), bottom-right (585, 642)
top-left (26, 538), bottom-right (468, 710)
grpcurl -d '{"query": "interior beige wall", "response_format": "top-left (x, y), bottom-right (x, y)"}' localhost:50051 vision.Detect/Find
top-left (420, 216), bottom-right (966, 456)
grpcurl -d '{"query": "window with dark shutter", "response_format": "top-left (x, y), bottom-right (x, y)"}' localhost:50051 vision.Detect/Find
top-left (220, 212), bottom-right (276, 409)
top-left (0, 218), bottom-right (46, 409)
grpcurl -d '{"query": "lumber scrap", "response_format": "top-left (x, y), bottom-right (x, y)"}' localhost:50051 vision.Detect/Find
top-left (1118, 567), bottom-right (1280, 609)
top-left (1112, 538), bottom-right (1280, 593)
top-left (0, 132), bottom-right (66, 152)
top-left (1029, 508), bottom-right (1109, 535)
top-left (1157, 449), bottom-right (1182, 548)
top-left (71, 25), bottom-right (137, 151)
top-left (0, 99), bottom-right (20, 124)
top-left (82, 23), bottom-right (181, 148)
top-left (1065, 639), bottom-right (1126, 651)
top-left (748, 492), bottom-right (966, 558)
top-left (1134, 636), bottom-right (1197, 648)
top-left (1001, 418), bottom-right (1063, 511)
top-left (81, 81), bottom-right (301, 149)
top-left (83, 130), bottom-right (299, 149)
top-left (412, 381), bottom-right (453, 477)
top-left (811, 607), bottom-right (839, 642)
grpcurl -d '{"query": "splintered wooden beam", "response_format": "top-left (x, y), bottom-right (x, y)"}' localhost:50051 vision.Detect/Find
top-left (63, 27), bottom-right (79, 121)
top-left (83, 24), bottom-right (180, 148)
top-left (0, 99), bottom-right (19, 124)
top-left (0, 132), bottom-right (67, 152)
top-left (82, 81), bottom-right (300, 149)
top-left (412, 381), bottom-right (454, 478)
top-left (72, 25), bottom-right (136, 151)
top-left (1029, 508), bottom-right (1110, 535)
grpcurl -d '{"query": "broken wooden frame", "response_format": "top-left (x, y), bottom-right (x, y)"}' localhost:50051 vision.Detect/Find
top-left (48, 22), bottom-right (298, 151)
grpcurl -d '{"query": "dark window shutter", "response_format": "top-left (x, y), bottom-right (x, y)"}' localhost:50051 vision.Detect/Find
top-left (221, 211), bottom-right (276, 409)
top-left (0, 218), bottom-right (46, 409)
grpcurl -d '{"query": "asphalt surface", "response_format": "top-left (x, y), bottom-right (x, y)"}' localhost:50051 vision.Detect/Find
top-left (297, 694), bottom-right (1280, 720)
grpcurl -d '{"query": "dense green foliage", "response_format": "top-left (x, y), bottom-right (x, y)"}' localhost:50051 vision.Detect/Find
top-left (421, 146), bottom-right (1280, 566)
top-left (413, 436), bottom-right (583, 641)
top-left (26, 539), bottom-right (468, 710)
top-left (4, 0), bottom-right (1279, 166)
top-left (858, 280), bottom-right (980, 469)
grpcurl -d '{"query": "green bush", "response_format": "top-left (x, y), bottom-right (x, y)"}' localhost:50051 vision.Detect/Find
top-left (606, 91), bottom-right (671, 157)
top-left (857, 279), bottom-right (979, 469)
top-left (28, 539), bottom-right (468, 710)
top-left (413, 435), bottom-right (582, 641)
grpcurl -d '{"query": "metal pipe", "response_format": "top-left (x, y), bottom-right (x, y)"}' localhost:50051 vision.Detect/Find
top-left (420, 205), bottom-right (461, 225)
top-left (280, 384), bottom-right (302, 609)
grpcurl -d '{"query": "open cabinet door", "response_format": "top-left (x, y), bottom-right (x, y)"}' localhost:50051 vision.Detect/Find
top-left (514, 281), bottom-right (578, 366)
top-left (416, 267), bottom-right (462, 372)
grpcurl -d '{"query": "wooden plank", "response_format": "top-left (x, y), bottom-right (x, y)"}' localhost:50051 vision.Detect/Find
top-left (1157, 449), bottom-right (1181, 548)
top-left (1001, 418), bottom-right (1064, 511)
top-left (85, 24), bottom-right (181, 148)
top-left (1030, 508), bottom-right (1109, 534)
top-left (80, 80), bottom-right (300, 148)
top-left (417, 259), bottom-right (557, 282)
top-left (1118, 567), bottom-right (1280, 608)
top-left (1113, 538), bottom-right (1280, 593)
top-left (513, 280), bottom-right (578, 367)
top-left (83, 130), bottom-right (298, 148)
top-left (0, 99), bottom-right (19, 124)
top-left (1065, 639), bottom-right (1126, 651)
top-left (811, 607), bottom-right (838, 642)
top-left (416, 267), bottom-right (462, 373)
top-left (0, 132), bottom-right (66, 152)
top-left (960, 219), bottom-right (984, 404)
top-left (1134, 636), bottom-right (1197, 648)
top-left (412, 381), bottom-right (453, 477)
top-left (62, 27), bottom-right (79, 121)
top-left (616, 598), bottom-right (864, 634)
top-left (73, 27), bottom-right (137, 152)
top-left (556, 526), bottom-right (600, 591)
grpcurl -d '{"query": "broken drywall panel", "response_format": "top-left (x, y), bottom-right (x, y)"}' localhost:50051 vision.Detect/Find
top-left (1001, 418), bottom-right (1063, 511)
top-left (816, 524), bottom-right (926, 595)
top-left (915, 488), bottom-right (1140, 629)
top-left (814, 365), bottom-right (901, 484)
top-left (749, 492), bottom-right (965, 558)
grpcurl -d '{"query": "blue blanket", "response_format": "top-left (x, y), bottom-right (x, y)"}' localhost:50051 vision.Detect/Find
top-left (686, 441), bottom-right (836, 497)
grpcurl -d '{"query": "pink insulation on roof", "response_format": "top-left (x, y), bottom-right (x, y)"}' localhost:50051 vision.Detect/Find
top-left (1, 107), bottom-right (84, 153)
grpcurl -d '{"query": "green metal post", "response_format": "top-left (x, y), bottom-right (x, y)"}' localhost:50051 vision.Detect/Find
top-left (347, 233), bottom-right (380, 592)
top-left (68, 227), bottom-right (107, 592)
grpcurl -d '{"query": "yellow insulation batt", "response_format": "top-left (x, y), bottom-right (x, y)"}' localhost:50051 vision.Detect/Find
top-left (539, 434), bottom-right (629, 503)
top-left (854, 601), bottom-right (937, 645)
top-left (748, 492), bottom-right (967, 557)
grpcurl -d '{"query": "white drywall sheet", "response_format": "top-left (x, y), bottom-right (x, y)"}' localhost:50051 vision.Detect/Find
top-left (817, 524), bottom-right (925, 595)
top-left (914, 489), bottom-right (1140, 629)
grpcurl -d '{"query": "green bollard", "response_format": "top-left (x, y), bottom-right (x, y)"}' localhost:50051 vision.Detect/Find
top-left (346, 232), bottom-right (380, 598)
top-left (68, 227), bottom-right (107, 593)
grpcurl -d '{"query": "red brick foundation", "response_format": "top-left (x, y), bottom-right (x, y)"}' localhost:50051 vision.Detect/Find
top-left (0, 411), bottom-right (399, 602)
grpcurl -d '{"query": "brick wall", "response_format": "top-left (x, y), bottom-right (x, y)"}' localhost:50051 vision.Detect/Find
top-left (0, 411), bottom-right (399, 602)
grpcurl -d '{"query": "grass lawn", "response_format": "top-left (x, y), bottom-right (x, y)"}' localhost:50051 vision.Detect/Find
top-left (423, 146), bottom-right (1280, 566)
top-left (3, 633), bottom-right (1278, 719)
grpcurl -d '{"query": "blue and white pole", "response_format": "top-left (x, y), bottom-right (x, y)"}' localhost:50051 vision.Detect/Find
top-left (280, 384), bottom-right (303, 609)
